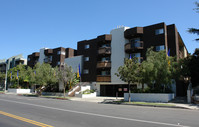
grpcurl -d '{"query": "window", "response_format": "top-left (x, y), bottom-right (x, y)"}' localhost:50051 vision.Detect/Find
top-left (101, 57), bottom-right (110, 62)
top-left (101, 71), bottom-right (110, 76)
top-left (49, 56), bottom-right (52, 61)
top-left (101, 44), bottom-right (110, 48)
top-left (61, 51), bottom-right (65, 55)
top-left (57, 61), bottom-right (60, 65)
top-left (57, 51), bottom-right (65, 55)
top-left (155, 28), bottom-right (164, 35)
top-left (156, 45), bottom-right (165, 51)
top-left (83, 69), bottom-right (89, 74)
top-left (28, 58), bottom-right (30, 61)
top-left (84, 57), bottom-right (89, 61)
top-left (85, 44), bottom-right (90, 49)
top-left (130, 38), bottom-right (140, 43)
top-left (131, 53), bottom-right (141, 57)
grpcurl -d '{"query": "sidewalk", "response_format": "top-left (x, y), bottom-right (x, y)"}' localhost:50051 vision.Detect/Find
top-left (3, 92), bottom-right (199, 110)
top-left (70, 96), bottom-right (199, 110)
top-left (70, 96), bottom-right (123, 103)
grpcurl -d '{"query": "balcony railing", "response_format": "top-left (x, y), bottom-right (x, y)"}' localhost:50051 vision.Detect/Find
top-left (96, 75), bottom-right (111, 82)
top-left (98, 47), bottom-right (111, 55)
top-left (125, 41), bottom-right (143, 53)
top-left (44, 49), bottom-right (53, 55)
top-left (124, 27), bottom-right (143, 39)
top-left (32, 52), bottom-right (40, 57)
top-left (97, 61), bottom-right (111, 68)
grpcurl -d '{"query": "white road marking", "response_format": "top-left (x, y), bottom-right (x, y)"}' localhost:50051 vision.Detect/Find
top-left (0, 98), bottom-right (190, 127)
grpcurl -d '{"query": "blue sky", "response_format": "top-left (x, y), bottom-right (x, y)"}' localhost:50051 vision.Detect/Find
top-left (0, 0), bottom-right (198, 59)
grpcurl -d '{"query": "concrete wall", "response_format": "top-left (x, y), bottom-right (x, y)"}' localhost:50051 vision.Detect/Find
top-left (124, 93), bottom-right (175, 102)
top-left (110, 27), bottom-right (129, 84)
top-left (8, 88), bottom-right (31, 94)
top-left (64, 55), bottom-right (83, 73)
top-left (81, 85), bottom-right (90, 92)
top-left (38, 48), bottom-right (47, 64)
top-left (75, 92), bottom-right (97, 98)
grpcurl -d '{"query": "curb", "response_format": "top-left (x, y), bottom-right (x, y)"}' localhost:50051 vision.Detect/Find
top-left (17, 94), bottom-right (69, 100)
top-left (40, 97), bottom-right (69, 100)
top-left (99, 102), bottom-right (190, 110)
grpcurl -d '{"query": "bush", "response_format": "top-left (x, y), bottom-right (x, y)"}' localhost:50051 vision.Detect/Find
top-left (82, 89), bottom-right (95, 94)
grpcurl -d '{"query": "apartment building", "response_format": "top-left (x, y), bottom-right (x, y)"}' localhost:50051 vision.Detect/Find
top-left (77, 22), bottom-right (188, 97)
top-left (27, 47), bottom-right (76, 68)
top-left (0, 55), bottom-right (27, 88)
top-left (26, 22), bottom-right (188, 97)
top-left (0, 59), bottom-right (6, 72)
top-left (0, 54), bottom-right (27, 73)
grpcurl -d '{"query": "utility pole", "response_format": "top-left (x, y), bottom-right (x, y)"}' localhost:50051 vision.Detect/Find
top-left (4, 61), bottom-right (7, 93)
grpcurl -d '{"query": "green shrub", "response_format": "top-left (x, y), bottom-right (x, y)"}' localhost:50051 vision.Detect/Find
top-left (82, 89), bottom-right (95, 94)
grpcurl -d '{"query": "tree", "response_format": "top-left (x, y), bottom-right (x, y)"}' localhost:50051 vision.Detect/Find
top-left (0, 71), bottom-right (5, 88)
top-left (70, 73), bottom-right (80, 89)
top-left (115, 57), bottom-right (140, 102)
top-left (34, 63), bottom-right (58, 95)
top-left (139, 48), bottom-right (178, 93)
top-left (56, 64), bottom-right (75, 98)
top-left (188, 2), bottom-right (199, 41)
top-left (139, 60), bottom-right (154, 91)
top-left (7, 64), bottom-right (27, 88)
top-left (180, 49), bottom-right (199, 87)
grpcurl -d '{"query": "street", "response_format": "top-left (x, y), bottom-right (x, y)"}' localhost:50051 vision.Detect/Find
top-left (0, 94), bottom-right (198, 127)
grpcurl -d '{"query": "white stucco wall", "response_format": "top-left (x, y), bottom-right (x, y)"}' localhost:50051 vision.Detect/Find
top-left (124, 93), bottom-right (175, 102)
top-left (38, 48), bottom-right (48, 64)
top-left (110, 27), bottom-right (130, 84)
top-left (8, 88), bottom-right (31, 94)
top-left (64, 55), bottom-right (83, 73)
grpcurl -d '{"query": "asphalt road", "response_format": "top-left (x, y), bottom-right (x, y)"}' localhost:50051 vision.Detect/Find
top-left (0, 94), bottom-right (199, 127)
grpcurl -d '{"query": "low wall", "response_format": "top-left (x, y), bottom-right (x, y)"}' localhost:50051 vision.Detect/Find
top-left (124, 93), bottom-right (174, 102)
top-left (76, 92), bottom-right (96, 98)
top-left (8, 89), bottom-right (31, 94)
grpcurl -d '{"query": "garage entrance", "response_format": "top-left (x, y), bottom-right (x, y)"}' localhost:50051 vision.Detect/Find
top-left (100, 84), bottom-right (135, 97)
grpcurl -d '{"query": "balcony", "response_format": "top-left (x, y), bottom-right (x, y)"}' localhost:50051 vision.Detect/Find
top-left (124, 27), bottom-right (143, 39)
top-left (125, 41), bottom-right (143, 53)
top-left (97, 61), bottom-right (111, 68)
top-left (96, 75), bottom-right (111, 82)
top-left (97, 34), bottom-right (112, 42)
top-left (44, 49), bottom-right (53, 55)
top-left (98, 47), bottom-right (111, 55)
top-left (32, 52), bottom-right (40, 57)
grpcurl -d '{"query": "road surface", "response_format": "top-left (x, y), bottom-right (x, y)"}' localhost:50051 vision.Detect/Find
top-left (0, 94), bottom-right (198, 127)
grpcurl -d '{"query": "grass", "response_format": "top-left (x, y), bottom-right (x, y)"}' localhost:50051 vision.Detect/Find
top-left (41, 95), bottom-right (71, 100)
top-left (19, 94), bottom-right (71, 100)
top-left (114, 101), bottom-right (175, 107)
top-left (0, 91), bottom-right (4, 94)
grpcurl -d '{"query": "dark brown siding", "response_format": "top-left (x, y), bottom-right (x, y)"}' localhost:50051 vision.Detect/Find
top-left (142, 22), bottom-right (167, 59)
top-left (167, 24), bottom-right (178, 58)
top-left (77, 39), bottom-right (98, 82)
top-left (77, 34), bottom-right (112, 82)
top-left (27, 52), bottom-right (40, 68)
top-left (52, 47), bottom-right (66, 67)
top-left (65, 48), bottom-right (76, 58)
